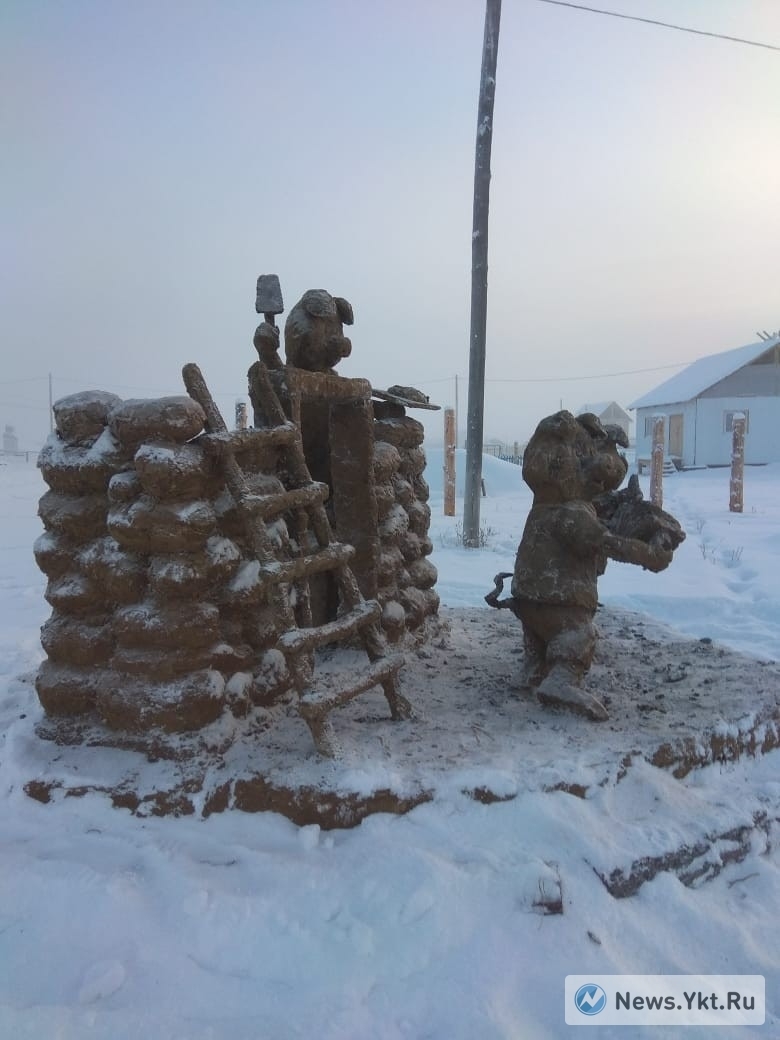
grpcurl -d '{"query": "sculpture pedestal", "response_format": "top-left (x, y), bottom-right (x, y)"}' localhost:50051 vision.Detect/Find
top-left (17, 606), bottom-right (780, 830)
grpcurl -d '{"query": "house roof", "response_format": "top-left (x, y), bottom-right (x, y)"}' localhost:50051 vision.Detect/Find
top-left (628, 336), bottom-right (780, 410)
top-left (576, 401), bottom-right (631, 422)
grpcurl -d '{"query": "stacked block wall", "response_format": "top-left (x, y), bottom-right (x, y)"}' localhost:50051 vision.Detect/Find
top-left (35, 392), bottom-right (292, 735)
top-left (373, 410), bottom-right (439, 640)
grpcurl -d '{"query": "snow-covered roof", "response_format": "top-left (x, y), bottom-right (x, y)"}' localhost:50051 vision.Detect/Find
top-left (575, 401), bottom-right (631, 421)
top-left (628, 337), bottom-right (780, 410)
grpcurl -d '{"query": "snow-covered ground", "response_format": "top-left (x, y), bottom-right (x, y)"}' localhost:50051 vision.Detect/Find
top-left (0, 451), bottom-right (778, 1038)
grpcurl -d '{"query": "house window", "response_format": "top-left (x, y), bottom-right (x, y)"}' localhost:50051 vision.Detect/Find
top-left (643, 415), bottom-right (666, 437)
top-left (723, 410), bottom-right (749, 434)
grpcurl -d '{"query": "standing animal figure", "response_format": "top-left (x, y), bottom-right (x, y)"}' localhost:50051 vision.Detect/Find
top-left (486, 410), bottom-right (684, 721)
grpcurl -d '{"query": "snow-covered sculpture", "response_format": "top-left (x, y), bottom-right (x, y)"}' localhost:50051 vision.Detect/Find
top-left (33, 279), bottom-right (440, 760)
top-left (486, 410), bottom-right (685, 721)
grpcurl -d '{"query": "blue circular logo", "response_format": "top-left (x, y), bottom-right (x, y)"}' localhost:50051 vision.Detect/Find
top-left (575, 983), bottom-right (607, 1016)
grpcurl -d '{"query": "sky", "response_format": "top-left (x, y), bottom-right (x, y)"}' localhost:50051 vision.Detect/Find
top-left (2, 0), bottom-right (779, 451)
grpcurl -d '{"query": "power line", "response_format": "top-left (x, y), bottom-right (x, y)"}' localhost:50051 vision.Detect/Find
top-left (0, 376), bottom-right (49, 386)
top-left (52, 376), bottom-right (248, 397)
top-left (413, 358), bottom-right (688, 387)
top-left (485, 360), bottom-right (688, 383)
top-left (0, 400), bottom-right (50, 411)
top-left (410, 376), bottom-right (460, 386)
top-left (535, 0), bottom-right (780, 52)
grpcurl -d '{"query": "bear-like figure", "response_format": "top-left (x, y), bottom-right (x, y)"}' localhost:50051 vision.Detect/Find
top-left (284, 290), bottom-right (354, 372)
top-left (486, 410), bottom-right (684, 721)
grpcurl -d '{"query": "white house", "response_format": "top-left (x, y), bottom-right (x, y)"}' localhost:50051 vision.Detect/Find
top-left (629, 336), bottom-right (780, 468)
top-left (575, 401), bottom-right (632, 440)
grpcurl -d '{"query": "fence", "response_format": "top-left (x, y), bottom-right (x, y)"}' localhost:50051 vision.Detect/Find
top-left (483, 442), bottom-right (524, 466)
top-left (0, 449), bottom-right (36, 463)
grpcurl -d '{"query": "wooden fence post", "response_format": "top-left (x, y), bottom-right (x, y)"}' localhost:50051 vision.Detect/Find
top-left (444, 408), bottom-right (456, 517)
top-left (650, 414), bottom-right (665, 508)
top-left (729, 413), bottom-right (745, 513)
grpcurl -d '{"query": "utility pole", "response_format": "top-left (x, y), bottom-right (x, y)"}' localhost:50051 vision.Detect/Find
top-left (463, 0), bottom-right (501, 547)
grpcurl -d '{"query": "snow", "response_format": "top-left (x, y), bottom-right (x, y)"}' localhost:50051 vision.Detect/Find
top-left (40, 426), bottom-right (124, 466)
top-left (428, 450), bottom-right (780, 661)
top-left (0, 451), bottom-right (778, 1038)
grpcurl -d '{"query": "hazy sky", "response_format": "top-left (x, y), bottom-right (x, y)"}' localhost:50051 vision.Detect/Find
top-left (3, 0), bottom-right (779, 450)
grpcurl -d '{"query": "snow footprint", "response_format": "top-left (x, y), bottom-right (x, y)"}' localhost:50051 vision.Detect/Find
top-left (78, 959), bottom-right (127, 1004)
top-left (399, 886), bottom-right (435, 924)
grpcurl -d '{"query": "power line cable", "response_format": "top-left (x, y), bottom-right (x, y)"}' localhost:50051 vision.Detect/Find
top-left (534, 0), bottom-right (780, 52)
top-left (0, 376), bottom-right (49, 386)
top-left (409, 376), bottom-right (461, 385)
top-left (0, 400), bottom-right (50, 411)
top-left (485, 362), bottom-right (685, 383)
top-left (52, 376), bottom-right (247, 397)
top-left (413, 358), bottom-right (688, 386)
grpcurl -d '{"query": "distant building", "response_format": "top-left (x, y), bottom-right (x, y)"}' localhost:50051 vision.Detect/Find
top-left (629, 335), bottom-right (780, 468)
top-left (575, 401), bottom-right (632, 439)
top-left (3, 425), bottom-right (19, 452)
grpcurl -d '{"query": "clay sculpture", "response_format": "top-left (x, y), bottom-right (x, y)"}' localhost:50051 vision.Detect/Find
top-left (486, 410), bottom-right (685, 721)
top-left (34, 277), bottom-right (440, 760)
top-left (284, 290), bottom-right (353, 372)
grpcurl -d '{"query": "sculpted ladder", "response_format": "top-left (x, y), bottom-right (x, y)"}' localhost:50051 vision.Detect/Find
top-left (182, 362), bottom-right (410, 756)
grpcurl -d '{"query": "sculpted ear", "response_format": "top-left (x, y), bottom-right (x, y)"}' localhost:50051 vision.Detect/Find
top-left (334, 297), bottom-right (354, 325)
top-left (576, 412), bottom-right (607, 440)
top-left (302, 290), bottom-right (336, 319)
top-left (603, 423), bottom-right (629, 449)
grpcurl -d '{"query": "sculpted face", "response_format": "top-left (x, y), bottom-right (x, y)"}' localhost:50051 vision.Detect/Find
top-left (522, 410), bottom-right (624, 504)
top-left (284, 290), bottom-right (354, 372)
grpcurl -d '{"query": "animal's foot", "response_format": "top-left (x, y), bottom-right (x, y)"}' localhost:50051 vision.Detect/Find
top-left (536, 677), bottom-right (608, 721)
top-left (517, 665), bottom-right (545, 691)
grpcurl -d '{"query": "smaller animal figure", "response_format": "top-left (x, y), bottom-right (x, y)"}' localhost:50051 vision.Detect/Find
top-left (486, 410), bottom-right (685, 722)
top-left (284, 290), bottom-right (354, 372)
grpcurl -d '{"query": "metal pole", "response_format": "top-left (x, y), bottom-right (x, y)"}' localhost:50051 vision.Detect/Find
top-left (463, 0), bottom-right (501, 548)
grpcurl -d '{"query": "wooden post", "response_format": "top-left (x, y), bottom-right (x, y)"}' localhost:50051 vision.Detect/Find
top-left (454, 374), bottom-right (459, 448)
top-left (444, 408), bottom-right (456, 516)
top-left (729, 413), bottom-right (746, 513)
top-left (463, 0), bottom-right (501, 548)
top-left (650, 414), bottom-right (665, 508)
